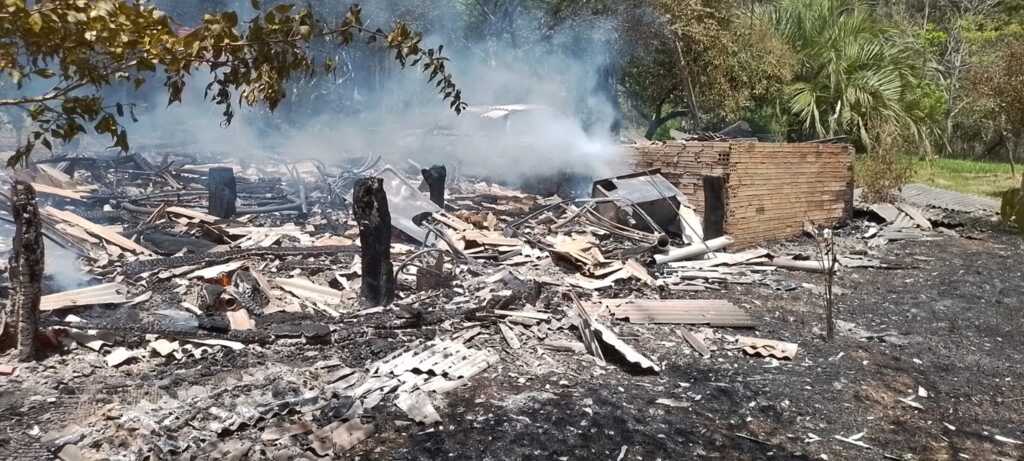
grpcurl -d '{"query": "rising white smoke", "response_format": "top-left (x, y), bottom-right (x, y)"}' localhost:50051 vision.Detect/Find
top-left (129, 1), bottom-right (627, 185)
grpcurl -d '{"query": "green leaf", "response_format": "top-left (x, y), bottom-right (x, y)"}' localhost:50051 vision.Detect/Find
top-left (29, 12), bottom-right (43, 32)
top-left (250, 0), bottom-right (261, 10)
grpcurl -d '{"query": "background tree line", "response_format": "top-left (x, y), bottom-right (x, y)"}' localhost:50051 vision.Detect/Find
top-left (189, 0), bottom-right (1024, 163)
top-left (2, 0), bottom-right (1022, 169)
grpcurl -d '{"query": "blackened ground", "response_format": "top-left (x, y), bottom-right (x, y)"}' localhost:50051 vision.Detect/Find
top-left (375, 232), bottom-right (1024, 460)
top-left (1, 231), bottom-right (1022, 461)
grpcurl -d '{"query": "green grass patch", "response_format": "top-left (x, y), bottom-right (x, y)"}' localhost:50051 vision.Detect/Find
top-left (856, 156), bottom-right (1021, 198)
top-left (913, 158), bottom-right (1020, 198)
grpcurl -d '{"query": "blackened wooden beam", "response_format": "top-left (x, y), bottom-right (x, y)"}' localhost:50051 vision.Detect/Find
top-left (207, 166), bottom-right (237, 218)
top-left (8, 181), bottom-right (43, 361)
top-left (420, 165), bottom-right (447, 208)
top-left (353, 177), bottom-right (395, 306)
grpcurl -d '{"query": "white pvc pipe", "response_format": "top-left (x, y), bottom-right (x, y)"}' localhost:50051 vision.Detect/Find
top-left (653, 235), bottom-right (734, 265)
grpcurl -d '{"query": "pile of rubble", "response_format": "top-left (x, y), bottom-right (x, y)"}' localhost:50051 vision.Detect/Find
top-left (854, 183), bottom-right (1000, 245)
top-left (0, 152), bottom-right (968, 459)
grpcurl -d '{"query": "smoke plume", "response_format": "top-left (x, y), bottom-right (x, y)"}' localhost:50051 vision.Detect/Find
top-left (130, 1), bottom-right (627, 184)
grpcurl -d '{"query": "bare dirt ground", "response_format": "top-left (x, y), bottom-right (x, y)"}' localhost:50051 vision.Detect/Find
top-left (1, 225), bottom-right (1022, 460)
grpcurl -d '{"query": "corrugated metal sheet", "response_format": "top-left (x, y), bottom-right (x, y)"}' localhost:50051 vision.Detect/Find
top-left (371, 339), bottom-right (497, 381)
top-left (900, 183), bottom-right (999, 214)
top-left (606, 299), bottom-right (757, 328)
top-left (737, 336), bottom-right (798, 359)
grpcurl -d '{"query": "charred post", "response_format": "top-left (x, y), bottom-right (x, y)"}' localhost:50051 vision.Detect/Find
top-left (207, 166), bottom-right (237, 219)
top-left (353, 177), bottom-right (395, 306)
top-left (420, 165), bottom-right (447, 208)
top-left (7, 181), bottom-right (44, 362)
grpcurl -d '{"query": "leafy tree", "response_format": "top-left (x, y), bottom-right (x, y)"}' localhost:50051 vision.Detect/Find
top-left (769, 0), bottom-right (940, 150)
top-left (619, 0), bottom-right (795, 139)
top-left (943, 2), bottom-right (1024, 160)
top-left (968, 36), bottom-right (1024, 173)
top-left (0, 0), bottom-right (465, 167)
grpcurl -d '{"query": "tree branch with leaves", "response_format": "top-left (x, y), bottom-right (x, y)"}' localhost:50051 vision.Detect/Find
top-left (0, 0), bottom-right (466, 167)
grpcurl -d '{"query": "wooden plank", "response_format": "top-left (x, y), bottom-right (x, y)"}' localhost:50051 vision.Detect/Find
top-left (493, 309), bottom-right (552, 321)
top-left (498, 322), bottom-right (521, 349)
top-left (896, 203), bottom-right (933, 230)
top-left (40, 283), bottom-right (129, 311)
top-left (728, 191), bottom-right (849, 200)
top-left (730, 174), bottom-right (851, 182)
top-left (680, 328), bottom-right (711, 357)
top-left (728, 209), bottom-right (845, 218)
top-left (31, 183), bottom-right (86, 201)
top-left (727, 212), bottom-right (845, 222)
top-left (36, 164), bottom-right (74, 185)
top-left (732, 162), bottom-right (851, 168)
top-left (42, 207), bottom-right (155, 255)
top-left (432, 211), bottom-right (474, 231)
top-left (726, 222), bottom-right (842, 235)
top-left (166, 206), bottom-right (219, 224)
top-left (730, 175), bottom-right (851, 183)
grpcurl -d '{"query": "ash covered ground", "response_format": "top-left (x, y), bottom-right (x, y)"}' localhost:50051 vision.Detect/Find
top-left (0, 155), bottom-right (1021, 461)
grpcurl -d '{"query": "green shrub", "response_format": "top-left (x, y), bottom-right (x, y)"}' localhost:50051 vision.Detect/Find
top-left (856, 129), bottom-right (916, 203)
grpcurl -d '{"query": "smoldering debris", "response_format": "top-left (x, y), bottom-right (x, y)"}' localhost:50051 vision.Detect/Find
top-left (0, 147), bottom-right (981, 459)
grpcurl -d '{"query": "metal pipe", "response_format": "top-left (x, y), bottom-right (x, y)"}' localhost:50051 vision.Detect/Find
top-left (653, 235), bottom-right (734, 265)
top-left (768, 257), bottom-right (827, 273)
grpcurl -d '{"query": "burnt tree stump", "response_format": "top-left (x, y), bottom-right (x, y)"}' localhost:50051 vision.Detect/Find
top-left (7, 181), bottom-right (43, 361)
top-left (420, 165), bottom-right (447, 208)
top-left (353, 177), bottom-right (395, 306)
top-left (207, 167), bottom-right (237, 219)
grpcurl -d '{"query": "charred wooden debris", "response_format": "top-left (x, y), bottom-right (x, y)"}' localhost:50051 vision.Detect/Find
top-left (0, 151), bottom-right (976, 458)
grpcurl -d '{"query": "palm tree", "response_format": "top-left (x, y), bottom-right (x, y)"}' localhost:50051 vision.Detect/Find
top-left (768, 0), bottom-right (933, 150)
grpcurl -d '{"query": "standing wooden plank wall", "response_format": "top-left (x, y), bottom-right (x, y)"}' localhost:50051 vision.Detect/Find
top-left (725, 143), bottom-right (853, 245)
top-left (624, 141), bottom-right (854, 246)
